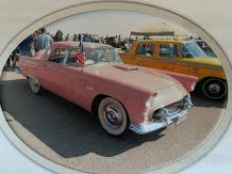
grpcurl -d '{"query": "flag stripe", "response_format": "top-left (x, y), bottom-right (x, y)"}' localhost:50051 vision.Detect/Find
top-left (75, 34), bottom-right (85, 65)
top-left (75, 51), bottom-right (85, 65)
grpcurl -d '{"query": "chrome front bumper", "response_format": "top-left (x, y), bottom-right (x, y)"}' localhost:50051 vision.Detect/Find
top-left (129, 95), bottom-right (193, 135)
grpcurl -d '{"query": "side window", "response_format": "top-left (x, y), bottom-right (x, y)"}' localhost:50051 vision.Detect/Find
top-left (181, 44), bottom-right (194, 58)
top-left (64, 49), bottom-right (79, 66)
top-left (160, 43), bottom-right (178, 58)
top-left (49, 48), bottom-right (68, 64)
top-left (135, 43), bottom-right (154, 57)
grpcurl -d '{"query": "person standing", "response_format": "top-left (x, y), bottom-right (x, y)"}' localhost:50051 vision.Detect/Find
top-left (73, 34), bottom-right (78, 41)
top-left (53, 30), bottom-right (63, 42)
top-left (33, 30), bottom-right (40, 53)
top-left (117, 35), bottom-right (121, 48)
top-left (35, 28), bottom-right (53, 51)
top-left (65, 33), bottom-right (72, 41)
top-left (8, 47), bottom-right (20, 67)
top-left (18, 34), bottom-right (33, 57)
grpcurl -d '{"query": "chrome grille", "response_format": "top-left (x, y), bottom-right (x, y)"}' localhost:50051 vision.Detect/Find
top-left (151, 96), bottom-right (191, 124)
top-left (152, 99), bottom-right (184, 121)
top-left (166, 99), bottom-right (183, 113)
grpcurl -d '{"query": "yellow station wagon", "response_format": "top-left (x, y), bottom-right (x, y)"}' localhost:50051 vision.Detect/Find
top-left (119, 39), bottom-right (227, 100)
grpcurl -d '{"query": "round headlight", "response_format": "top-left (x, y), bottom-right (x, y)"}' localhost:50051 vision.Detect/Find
top-left (191, 82), bottom-right (196, 91)
top-left (145, 96), bottom-right (156, 108)
top-left (142, 111), bottom-right (150, 123)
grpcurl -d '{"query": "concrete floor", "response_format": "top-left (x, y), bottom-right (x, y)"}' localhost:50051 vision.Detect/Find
top-left (0, 69), bottom-right (226, 174)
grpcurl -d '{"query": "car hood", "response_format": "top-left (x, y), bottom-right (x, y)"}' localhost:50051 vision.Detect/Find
top-left (84, 63), bottom-right (181, 94)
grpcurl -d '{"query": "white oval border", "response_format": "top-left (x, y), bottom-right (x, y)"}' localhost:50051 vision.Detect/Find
top-left (0, 1), bottom-right (231, 174)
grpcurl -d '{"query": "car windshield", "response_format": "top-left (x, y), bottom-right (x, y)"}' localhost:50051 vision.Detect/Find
top-left (84, 47), bottom-right (122, 65)
top-left (182, 42), bottom-right (207, 58)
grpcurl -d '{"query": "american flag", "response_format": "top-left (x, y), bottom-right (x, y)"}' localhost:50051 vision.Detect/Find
top-left (75, 34), bottom-right (85, 65)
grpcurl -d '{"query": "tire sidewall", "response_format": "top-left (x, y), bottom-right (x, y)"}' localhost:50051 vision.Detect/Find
top-left (98, 97), bottom-right (128, 136)
top-left (201, 78), bottom-right (227, 100)
top-left (29, 76), bottom-right (41, 94)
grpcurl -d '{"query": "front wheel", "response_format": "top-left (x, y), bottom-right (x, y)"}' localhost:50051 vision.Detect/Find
top-left (200, 78), bottom-right (227, 101)
top-left (98, 97), bottom-right (128, 136)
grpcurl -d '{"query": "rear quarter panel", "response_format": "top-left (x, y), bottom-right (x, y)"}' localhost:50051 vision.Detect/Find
top-left (187, 63), bottom-right (226, 80)
top-left (18, 57), bottom-right (39, 77)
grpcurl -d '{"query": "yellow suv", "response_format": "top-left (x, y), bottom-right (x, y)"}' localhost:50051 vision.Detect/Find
top-left (119, 39), bottom-right (227, 100)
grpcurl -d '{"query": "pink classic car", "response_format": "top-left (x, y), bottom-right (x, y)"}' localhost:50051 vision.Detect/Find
top-left (16, 41), bottom-right (198, 136)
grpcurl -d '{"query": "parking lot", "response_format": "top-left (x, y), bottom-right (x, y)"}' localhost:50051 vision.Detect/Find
top-left (0, 69), bottom-right (226, 174)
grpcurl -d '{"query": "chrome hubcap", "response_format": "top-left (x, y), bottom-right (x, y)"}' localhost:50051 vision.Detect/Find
top-left (103, 105), bottom-right (122, 128)
top-left (208, 83), bottom-right (221, 94)
top-left (30, 78), bottom-right (40, 92)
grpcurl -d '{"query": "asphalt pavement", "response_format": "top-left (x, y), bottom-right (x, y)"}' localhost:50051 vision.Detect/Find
top-left (0, 68), bottom-right (226, 174)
